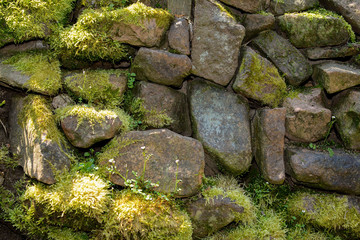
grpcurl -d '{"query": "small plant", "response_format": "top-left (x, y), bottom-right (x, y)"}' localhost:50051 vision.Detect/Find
top-left (126, 72), bottom-right (136, 89)
top-left (73, 149), bottom-right (99, 174)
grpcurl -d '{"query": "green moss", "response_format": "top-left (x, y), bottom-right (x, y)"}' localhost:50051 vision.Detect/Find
top-left (47, 227), bottom-right (89, 240)
top-left (99, 189), bottom-right (192, 240)
top-left (80, 0), bottom-right (129, 9)
top-left (213, 1), bottom-right (235, 20)
top-left (0, 144), bottom-right (18, 168)
top-left (0, 0), bottom-right (75, 47)
top-left (3, 51), bottom-right (62, 95)
top-left (202, 176), bottom-right (257, 225)
top-left (288, 192), bottom-right (360, 238)
top-left (287, 225), bottom-right (342, 240)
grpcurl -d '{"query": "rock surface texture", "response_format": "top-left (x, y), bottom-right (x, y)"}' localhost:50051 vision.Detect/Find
top-left (219, 0), bottom-right (268, 13)
top-left (189, 79), bottom-right (252, 175)
top-left (285, 147), bottom-right (360, 195)
top-left (305, 43), bottom-right (360, 60)
top-left (243, 14), bottom-right (275, 41)
top-left (168, 18), bottom-right (191, 55)
top-left (191, 0), bottom-right (245, 86)
top-left (270, 0), bottom-right (319, 15)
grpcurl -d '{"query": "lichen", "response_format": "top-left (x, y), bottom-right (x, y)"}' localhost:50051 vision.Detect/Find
top-left (3, 51), bottom-right (62, 95)
top-left (212, 1), bottom-right (235, 20)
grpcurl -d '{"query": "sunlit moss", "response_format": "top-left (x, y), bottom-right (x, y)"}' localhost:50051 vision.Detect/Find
top-left (99, 189), bottom-right (192, 240)
top-left (47, 227), bottom-right (89, 240)
top-left (3, 51), bottom-right (62, 95)
top-left (287, 225), bottom-right (342, 240)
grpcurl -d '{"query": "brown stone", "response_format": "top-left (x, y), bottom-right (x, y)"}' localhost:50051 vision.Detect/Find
top-left (168, 18), bottom-right (191, 55)
top-left (305, 43), bottom-right (360, 60)
top-left (243, 14), bottom-right (275, 41)
top-left (219, 0), bottom-right (269, 13)
top-left (168, 0), bottom-right (192, 17)
top-left (52, 94), bottom-right (75, 110)
top-left (270, 0), bottom-right (319, 15)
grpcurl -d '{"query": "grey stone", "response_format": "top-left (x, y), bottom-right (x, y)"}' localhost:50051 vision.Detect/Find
top-left (52, 94), bottom-right (75, 109)
top-left (0, 61), bottom-right (30, 90)
top-left (168, 18), bottom-right (191, 55)
top-left (270, 0), bottom-right (319, 15)
top-left (252, 108), bottom-right (286, 184)
top-left (305, 43), bottom-right (360, 60)
top-left (233, 47), bottom-right (286, 107)
top-left (250, 30), bottom-right (312, 86)
top-left (186, 196), bottom-right (244, 238)
top-left (219, 0), bottom-right (269, 13)
top-left (132, 48), bottom-right (191, 87)
top-left (332, 90), bottom-right (360, 150)
top-left (192, 0), bottom-right (245, 86)
top-left (243, 14), bottom-right (275, 41)
top-left (278, 13), bottom-right (350, 48)
top-left (133, 81), bottom-right (192, 136)
top-left (101, 129), bottom-right (205, 197)
top-left (188, 79), bottom-right (252, 175)
top-left (0, 40), bottom-right (48, 56)
top-left (283, 88), bottom-right (331, 142)
top-left (168, 0), bottom-right (192, 17)
top-left (312, 62), bottom-right (360, 94)
top-left (285, 147), bottom-right (360, 195)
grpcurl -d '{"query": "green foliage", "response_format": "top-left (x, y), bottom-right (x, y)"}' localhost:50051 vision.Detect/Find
top-left (47, 227), bottom-right (89, 240)
top-left (0, 144), bottom-right (18, 168)
top-left (80, 0), bottom-right (129, 9)
top-left (3, 51), bottom-right (62, 95)
top-left (126, 72), bottom-right (136, 89)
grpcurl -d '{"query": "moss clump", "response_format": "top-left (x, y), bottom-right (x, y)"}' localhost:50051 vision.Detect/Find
top-left (64, 69), bottom-right (126, 108)
top-left (47, 227), bottom-right (89, 240)
top-left (288, 192), bottom-right (360, 238)
top-left (202, 176), bottom-right (257, 225)
top-left (3, 51), bottom-right (62, 95)
top-left (80, 0), bottom-right (129, 9)
top-left (0, 144), bottom-right (18, 168)
top-left (0, 0), bottom-right (75, 47)
top-left (99, 189), bottom-right (192, 240)
top-left (55, 105), bottom-right (131, 132)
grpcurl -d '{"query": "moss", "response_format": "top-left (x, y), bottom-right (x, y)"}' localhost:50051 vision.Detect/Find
top-left (287, 225), bottom-right (342, 240)
top-left (213, 1), bottom-right (235, 20)
top-left (47, 227), bottom-right (89, 240)
top-left (3, 51), bottom-right (62, 95)
top-left (288, 192), bottom-right (360, 238)
top-left (0, 0), bottom-right (75, 47)
top-left (99, 189), bottom-right (192, 240)
top-left (202, 175), bottom-right (257, 225)
top-left (0, 144), bottom-right (18, 168)
top-left (80, 0), bottom-right (129, 9)
top-left (64, 69), bottom-right (126, 108)
top-left (55, 105), bottom-right (131, 132)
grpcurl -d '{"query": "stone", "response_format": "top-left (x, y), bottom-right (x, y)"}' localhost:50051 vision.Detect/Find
top-left (252, 108), bottom-right (286, 184)
top-left (278, 13), bottom-right (350, 48)
top-left (186, 196), bottom-right (244, 238)
top-left (305, 43), bottom-right (360, 60)
top-left (188, 79), bottom-right (252, 175)
top-left (233, 47), bottom-right (286, 107)
top-left (285, 147), bottom-right (360, 195)
top-left (219, 0), bottom-right (269, 13)
top-left (320, 0), bottom-right (360, 34)
top-left (312, 62), bottom-right (360, 94)
top-left (243, 14), bottom-right (275, 41)
top-left (9, 95), bottom-right (72, 184)
top-left (52, 94), bottom-right (75, 109)
top-left (191, 0), bottom-right (245, 86)
top-left (332, 90), bottom-right (360, 150)
top-left (0, 62), bottom-right (30, 90)
top-left (60, 113), bottom-right (123, 149)
top-left (250, 30), bottom-right (312, 86)
top-left (168, 0), bottom-right (192, 17)
top-left (101, 129), bottom-right (205, 197)
top-left (133, 81), bottom-right (192, 136)
top-left (168, 18), bottom-right (191, 55)
top-left (0, 40), bottom-right (48, 56)
top-left (270, 0), bottom-right (319, 15)
top-left (283, 88), bottom-right (331, 142)
top-left (132, 48), bottom-right (191, 87)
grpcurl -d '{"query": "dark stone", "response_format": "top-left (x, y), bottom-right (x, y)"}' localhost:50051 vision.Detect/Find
top-left (269, 0), bottom-right (319, 15)
top-left (243, 14), bottom-right (275, 41)
top-left (219, 0), bottom-right (269, 13)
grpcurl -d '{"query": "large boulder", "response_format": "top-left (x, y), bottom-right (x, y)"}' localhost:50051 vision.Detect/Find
top-left (252, 108), bottom-right (286, 184)
top-left (191, 0), bottom-right (245, 86)
top-left (250, 30), bottom-right (312, 86)
top-left (269, 0), bottom-right (319, 15)
top-left (9, 95), bottom-right (72, 184)
top-left (99, 129), bottom-right (205, 197)
top-left (278, 12), bottom-right (351, 48)
top-left (332, 90), bottom-right (360, 150)
top-left (285, 147), bottom-right (360, 195)
top-left (283, 88), bottom-right (331, 142)
top-left (233, 47), bottom-right (286, 107)
top-left (168, 18), bottom-right (191, 55)
top-left (320, 0), bottom-right (360, 34)
top-left (312, 62), bottom-right (360, 94)
top-left (132, 48), bottom-right (192, 87)
top-left (188, 79), bottom-right (252, 175)
top-left (133, 81), bottom-right (192, 136)
top-left (305, 43), bottom-right (360, 60)
top-left (219, 0), bottom-right (268, 13)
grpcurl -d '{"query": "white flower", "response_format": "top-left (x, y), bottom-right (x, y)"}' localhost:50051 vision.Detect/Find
top-left (332, 116), bottom-right (336, 120)
top-left (175, 159), bottom-right (179, 164)
top-left (109, 159), bottom-right (115, 163)
top-left (302, 210), bottom-right (306, 213)
top-left (141, 146), bottom-right (146, 150)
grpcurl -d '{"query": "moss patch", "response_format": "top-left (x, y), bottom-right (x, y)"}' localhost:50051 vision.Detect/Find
top-left (3, 51), bottom-right (62, 95)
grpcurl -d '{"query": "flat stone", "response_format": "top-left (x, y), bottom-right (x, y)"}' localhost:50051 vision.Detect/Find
top-left (243, 14), bottom-right (275, 41)
top-left (52, 94), bottom-right (75, 109)
top-left (305, 43), bottom-right (360, 60)
top-left (191, 0), bottom-right (245, 86)
top-left (168, 0), bottom-right (192, 17)
top-left (133, 81), bottom-right (192, 136)
top-left (0, 40), bottom-right (48, 56)
top-left (312, 62), bottom-right (360, 94)
top-left (320, 0), bottom-right (360, 34)
top-left (252, 108), bottom-right (286, 184)
top-left (285, 147), bottom-right (360, 195)
top-left (233, 46), bottom-right (286, 107)
top-left (101, 129), bottom-right (205, 197)
top-left (186, 196), bottom-right (244, 238)
top-left (188, 79), bottom-right (252, 175)
top-left (219, 0), bottom-right (269, 13)
top-left (250, 30), bottom-right (312, 86)
top-left (332, 90), bottom-right (360, 150)
top-left (0, 62), bottom-right (30, 90)
top-left (168, 18), bottom-right (191, 55)
top-left (132, 48), bottom-right (191, 87)
top-left (270, 0), bottom-right (319, 15)
top-left (283, 88), bottom-right (331, 142)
